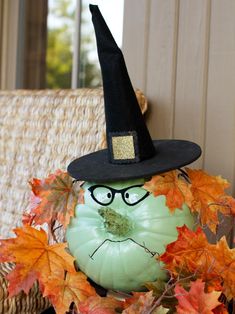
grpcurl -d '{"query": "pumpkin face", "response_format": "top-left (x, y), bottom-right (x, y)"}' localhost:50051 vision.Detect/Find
top-left (66, 178), bottom-right (195, 292)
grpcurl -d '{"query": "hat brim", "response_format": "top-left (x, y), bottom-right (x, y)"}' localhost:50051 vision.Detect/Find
top-left (68, 140), bottom-right (201, 182)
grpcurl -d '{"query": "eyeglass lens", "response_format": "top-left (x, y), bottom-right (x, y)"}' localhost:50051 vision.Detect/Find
top-left (88, 185), bottom-right (149, 206)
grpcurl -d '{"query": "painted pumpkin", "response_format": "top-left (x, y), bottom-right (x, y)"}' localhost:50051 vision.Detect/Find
top-left (66, 178), bottom-right (195, 292)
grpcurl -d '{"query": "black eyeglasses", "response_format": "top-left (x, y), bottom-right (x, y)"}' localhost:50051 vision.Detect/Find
top-left (88, 184), bottom-right (150, 206)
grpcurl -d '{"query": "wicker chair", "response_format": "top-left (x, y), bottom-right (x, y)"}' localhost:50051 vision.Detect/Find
top-left (0, 88), bottom-right (147, 313)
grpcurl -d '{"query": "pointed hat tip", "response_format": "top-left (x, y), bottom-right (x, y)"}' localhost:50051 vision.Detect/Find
top-left (89, 4), bottom-right (99, 14)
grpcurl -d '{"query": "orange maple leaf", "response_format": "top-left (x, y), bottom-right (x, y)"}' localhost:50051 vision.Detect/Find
top-left (43, 272), bottom-right (96, 314)
top-left (160, 225), bottom-right (235, 299)
top-left (143, 170), bottom-right (193, 212)
top-left (77, 295), bottom-right (123, 314)
top-left (28, 170), bottom-right (78, 228)
top-left (0, 225), bottom-right (75, 296)
top-left (210, 236), bottom-right (235, 300)
top-left (122, 291), bottom-right (155, 313)
top-left (186, 168), bottom-right (230, 233)
top-left (175, 279), bottom-right (222, 314)
top-left (160, 225), bottom-right (222, 291)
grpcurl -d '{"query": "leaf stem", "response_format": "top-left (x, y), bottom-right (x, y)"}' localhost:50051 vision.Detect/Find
top-left (145, 274), bottom-right (195, 314)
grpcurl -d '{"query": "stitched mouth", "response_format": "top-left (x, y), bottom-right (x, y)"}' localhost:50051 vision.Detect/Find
top-left (89, 237), bottom-right (158, 260)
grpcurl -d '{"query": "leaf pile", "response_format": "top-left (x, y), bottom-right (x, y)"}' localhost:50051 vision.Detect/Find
top-left (160, 225), bottom-right (235, 300)
top-left (1, 168), bottom-right (235, 313)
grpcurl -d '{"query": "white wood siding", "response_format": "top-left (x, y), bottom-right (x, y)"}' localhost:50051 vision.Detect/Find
top-left (123, 0), bottom-right (235, 195)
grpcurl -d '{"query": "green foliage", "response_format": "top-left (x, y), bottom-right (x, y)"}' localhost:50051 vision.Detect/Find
top-left (46, 0), bottom-right (101, 89)
top-left (46, 27), bottom-right (73, 88)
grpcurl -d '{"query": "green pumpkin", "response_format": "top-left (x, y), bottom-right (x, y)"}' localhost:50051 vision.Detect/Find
top-left (66, 178), bottom-right (195, 292)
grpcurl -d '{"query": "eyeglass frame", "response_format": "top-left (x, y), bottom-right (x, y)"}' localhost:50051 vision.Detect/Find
top-left (88, 184), bottom-right (150, 207)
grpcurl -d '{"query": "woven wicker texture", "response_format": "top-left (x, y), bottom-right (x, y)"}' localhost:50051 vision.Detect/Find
top-left (0, 88), bottom-right (147, 239)
top-left (0, 262), bottom-right (50, 314)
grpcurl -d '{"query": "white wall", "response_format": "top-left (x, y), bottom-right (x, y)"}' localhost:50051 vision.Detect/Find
top-left (123, 0), bottom-right (235, 195)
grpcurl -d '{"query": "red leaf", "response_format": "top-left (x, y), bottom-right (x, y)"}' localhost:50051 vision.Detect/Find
top-left (160, 225), bottom-right (235, 299)
top-left (175, 279), bottom-right (222, 314)
top-left (6, 264), bottom-right (38, 297)
top-left (160, 225), bottom-right (222, 291)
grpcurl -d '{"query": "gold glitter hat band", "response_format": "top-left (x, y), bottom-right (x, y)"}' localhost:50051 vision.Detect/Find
top-left (109, 131), bottom-right (139, 164)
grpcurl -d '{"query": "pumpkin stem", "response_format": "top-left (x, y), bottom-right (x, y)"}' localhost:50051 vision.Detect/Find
top-left (98, 207), bottom-right (132, 237)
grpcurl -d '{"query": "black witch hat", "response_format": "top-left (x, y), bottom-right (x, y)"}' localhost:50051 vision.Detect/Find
top-left (68, 5), bottom-right (201, 182)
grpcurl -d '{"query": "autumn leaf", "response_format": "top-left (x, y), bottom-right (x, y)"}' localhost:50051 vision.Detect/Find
top-left (144, 168), bottom-right (234, 232)
top-left (217, 195), bottom-right (235, 216)
top-left (160, 225), bottom-right (222, 291)
top-left (143, 170), bottom-right (193, 212)
top-left (145, 279), bottom-right (166, 298)
top-left (175, 279), bottom-right (222, 314)
top-left (123, 292), bottom-right (169, 313)
top-left (212, 304), bottom-right (229, 314)
top-left (122, 291), bottom-right (155, 313)
top-left (78, 187), bottom-right (85, 204)
top-left (22, 212), bottom-right (36, 226)
top-left (0, 225), bottom-right (75, 296)
top-left (152, 305), bottom-right (169, 314)
top-left (77, 295), bottom-right (123, 314)
top-left (28, 170), bottom-right (78, 228)
top-left (6, 264), bottom-right (39, 297)
top-left (186, 168), bottom-right (230, 233)
top-left (160, 225), bottom-right (235, 299)
top-left (210, 236), bottom-right (235, 300)
top-left (123, 292), bottom-right (147, 309)
top-left (145, 279), bottom-right (178, 309)
top-left (43, 272), bottom-right (96, 314)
